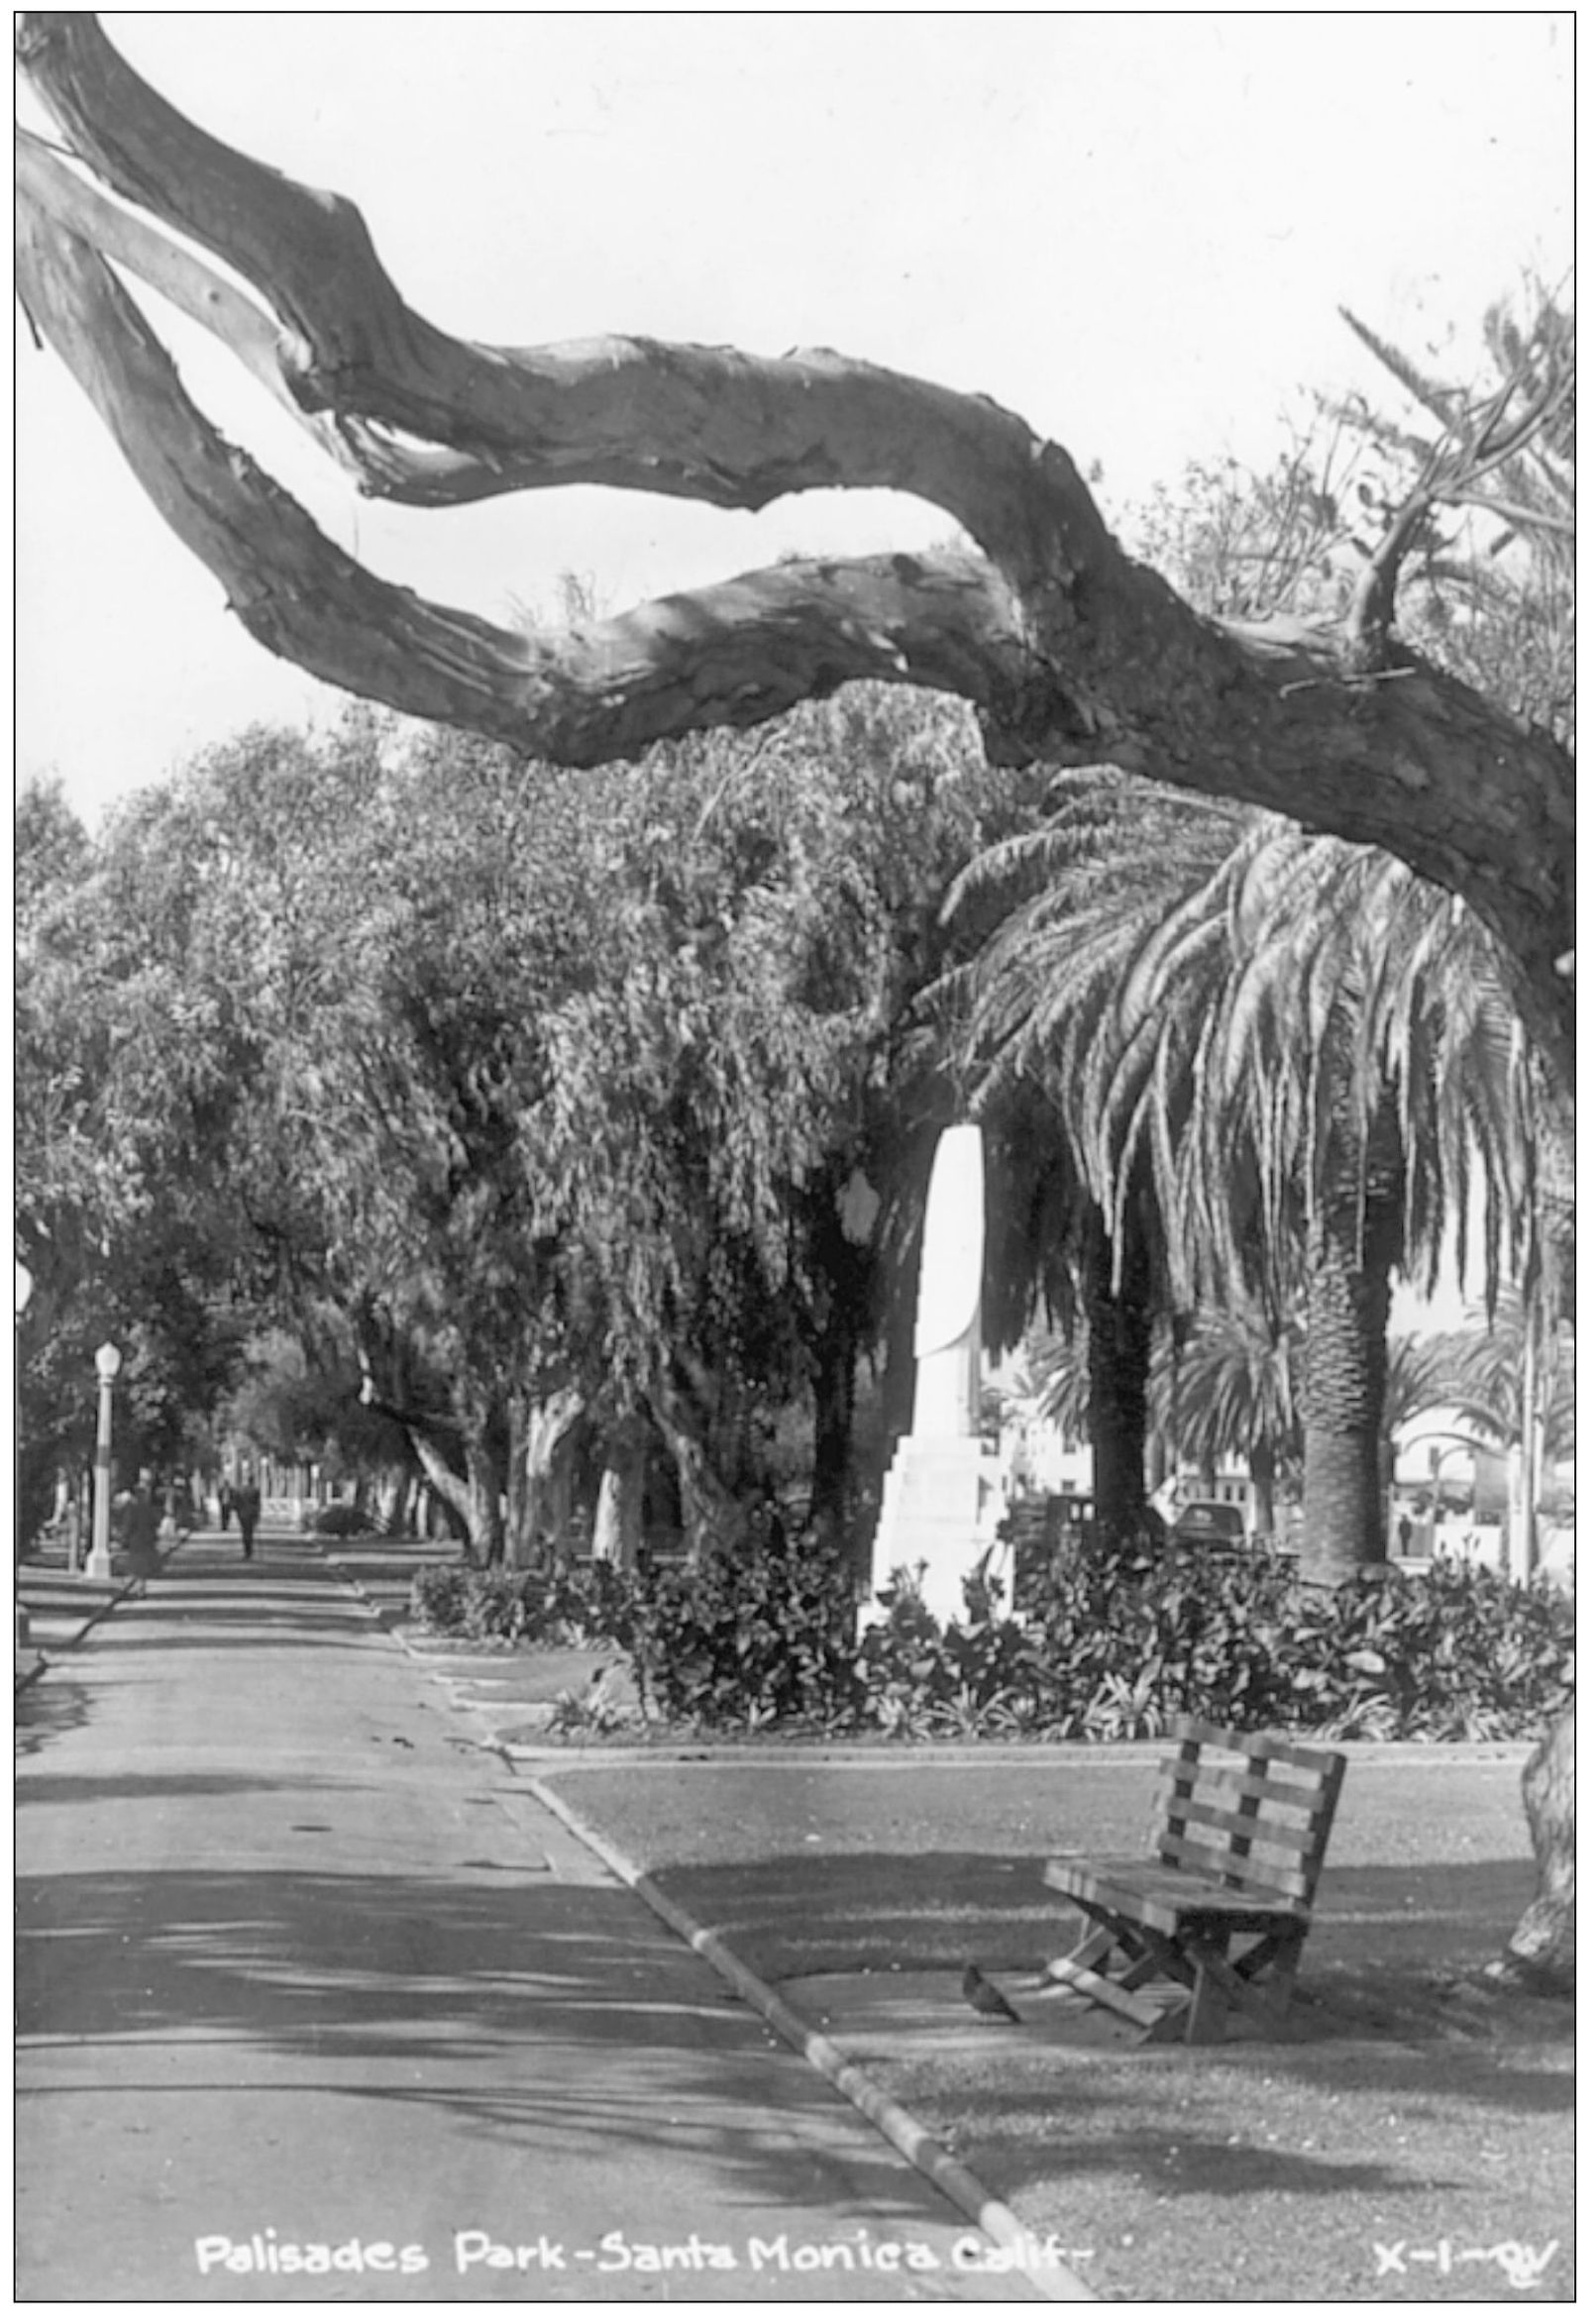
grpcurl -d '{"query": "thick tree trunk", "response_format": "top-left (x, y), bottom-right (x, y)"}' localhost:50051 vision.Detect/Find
top-left (505, 1387), bottom-right (582, 1568)
top-left (378, 1466), bottom-right (415, 1539)
top-left (591, 1423), bottom-right (648, 1570)
top-left (1082, 1212), bottom-right (1154, 1546)
top-left (1492, 1702), bottom-right (1575, 1992)
top-left (809, 1325), bottom-right (856, 1549)
top-left (408, 1432), bottom-right (503, 1566)
top-left (646, 1376), bottom-right (745, 1563)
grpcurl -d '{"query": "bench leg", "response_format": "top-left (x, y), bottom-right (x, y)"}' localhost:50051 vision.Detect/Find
top-left (1185, 1946), bottom-right (1235, 2045)
top-left (1045, 1952), bottom-right (1170, 2032)
top-left (1229, 1926), bottom-right (1305, 2026)
top-left (1170, 1931), bottom-right (1305, 2045)
top-left (1043, 1917), bottom-right (1174, 2033)
top-left (1046, 1919), bottom-right (1166, 1987)
top-left (1042, 1923), bottom-right (1117, 1982)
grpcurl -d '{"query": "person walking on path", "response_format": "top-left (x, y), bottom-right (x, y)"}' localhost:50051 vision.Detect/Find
top-left (119, 1470), bottom-right (161, 1582)
top-left (234, 1474), bottom-right (262, 1561)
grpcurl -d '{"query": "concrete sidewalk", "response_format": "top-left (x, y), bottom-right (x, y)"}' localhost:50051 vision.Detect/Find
top-left (16, 1532), bottom-right (1057, 2303)
top-left (15, 1527), bottom-right (184, 1689)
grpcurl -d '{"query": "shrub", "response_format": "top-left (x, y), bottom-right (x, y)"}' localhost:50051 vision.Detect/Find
top-left (845, 1536), bottom-right (1571, 1743)
top-left (406, 1556), bottom-right (641, 1648)
top-left (409, 1561), bottom-right (470, 1632)
top-left (408, 1529), bottom-right (1573, 1743)
top-left (627, 1535), bottom-right (865, 1729)
top-left (311, 1502), bottom-right (377, 1538)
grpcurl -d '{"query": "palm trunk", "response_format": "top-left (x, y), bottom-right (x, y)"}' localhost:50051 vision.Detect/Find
top-left (1083, 1210), bottom-right (1154, 1546)
top-left (1247, 1444), bottom-right (1277, 1539)
top-left (1298, 1091), bottom-right (1404, 1587)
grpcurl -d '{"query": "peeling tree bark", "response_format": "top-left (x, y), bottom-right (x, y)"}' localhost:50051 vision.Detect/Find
top-left (1496, 1701), bottom-right (1575, 1990)
top-left (12, 13), bottom-right (1574, 1084)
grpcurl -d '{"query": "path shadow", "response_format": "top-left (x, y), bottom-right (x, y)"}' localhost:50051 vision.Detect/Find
top-left (14, 1678), bottom-right (92, 1757)
top-left (15, 1861), bottom-right (944, 2225)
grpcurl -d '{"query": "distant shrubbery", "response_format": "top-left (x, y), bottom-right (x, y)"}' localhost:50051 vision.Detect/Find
top-left (407, 1532), bottom-right (1573, 1742)
top-left (409, 1558), bottom-right (637, 1649)
top-left (310, 1502), bottom-right (378, 1537)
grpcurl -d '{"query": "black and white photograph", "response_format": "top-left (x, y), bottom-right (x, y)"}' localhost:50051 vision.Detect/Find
top-left (15, 13), bottom-right (1573, 2303)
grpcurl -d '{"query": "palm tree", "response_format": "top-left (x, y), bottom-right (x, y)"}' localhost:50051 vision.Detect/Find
top-left (945, 777), bottom-right (1244, 1543)
top-left (948, 775), bottom-right (1542, 1586)
top-left (1153, 1303), bottom-right (1302, 1539)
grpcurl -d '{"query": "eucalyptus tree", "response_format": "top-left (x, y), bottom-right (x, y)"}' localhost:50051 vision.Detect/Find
top-left (512, 686), bottom-right (1041, 1558)
top-left (16, 772), bottom-right (265, 1520)
top-left (155, 689), bottom-right (1028, 1566)
top-left (13, 16), bottom-right (1572, 1093)
top-left (16, 778), bottom-right (118, 1539)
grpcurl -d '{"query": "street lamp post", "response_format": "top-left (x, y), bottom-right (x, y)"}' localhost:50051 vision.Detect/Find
top-left (85, 1341), bottom-right (123, 1581)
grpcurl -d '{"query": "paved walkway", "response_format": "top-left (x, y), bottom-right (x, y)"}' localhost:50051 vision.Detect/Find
top-left (16, 1533), bottom-right (1040, 2303)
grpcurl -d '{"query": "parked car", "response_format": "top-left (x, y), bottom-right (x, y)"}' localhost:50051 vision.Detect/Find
top-left (1169, 1499), bottom-right (1248, 1551)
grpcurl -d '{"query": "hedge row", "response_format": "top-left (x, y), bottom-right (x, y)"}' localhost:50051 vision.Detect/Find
top-left (408, 1533), bottom-right (1572, 1742)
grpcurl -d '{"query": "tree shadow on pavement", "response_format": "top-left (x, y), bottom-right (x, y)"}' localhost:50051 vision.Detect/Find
top-left (15, 1863), bottom-right (918, 2216)
top-left (13, 1679), bottom-right (92, 1757)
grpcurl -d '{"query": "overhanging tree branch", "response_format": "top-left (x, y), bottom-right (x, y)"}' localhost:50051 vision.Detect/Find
top-left (14, 11), bottom-right (1575, 1082)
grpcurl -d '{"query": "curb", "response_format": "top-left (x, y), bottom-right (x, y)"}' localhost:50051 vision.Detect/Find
top-left (523, 1771), bottom-right (1095, 2305)
top-left (495, 1736), bottom-right (1535, 1770)
top-left (332, 1560), bottom-right (1096, 2296)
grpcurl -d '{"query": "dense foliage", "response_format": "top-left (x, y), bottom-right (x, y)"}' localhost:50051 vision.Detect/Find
top-left (16, 295), bottom-right (1570, 1604)
top-left (408, 1534), bottom-right (1572, 1745)
top-left (15, 694), bottom-right (1046, 1561)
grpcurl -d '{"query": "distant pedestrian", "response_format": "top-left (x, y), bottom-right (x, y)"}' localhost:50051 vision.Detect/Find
top-left (217, 1478), bottom-right (234, 1531)
top-left (1397, 1510), bottom-right (1414, 1555)
top-left (234, 1475), bottom-right (263, 1561)
top-left (121, 1469), bottom-right (161, 1580)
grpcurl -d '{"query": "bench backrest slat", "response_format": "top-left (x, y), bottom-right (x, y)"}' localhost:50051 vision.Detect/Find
top-left (1149, 1719), bottom-right (1346, 1906)
top-left (1172, 1716), bottom-right (1339, 1775)
top-left (1164, 1790), bottom-right (1320, 1855)
top-left (1155, 1827), bottom-right (1317, 1902)
top-left (1169, 1763), bottom-right (1330, 1816)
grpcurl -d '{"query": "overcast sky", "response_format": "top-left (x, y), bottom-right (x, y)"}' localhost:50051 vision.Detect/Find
top-left (16, 12), bottom-right (1573, 822)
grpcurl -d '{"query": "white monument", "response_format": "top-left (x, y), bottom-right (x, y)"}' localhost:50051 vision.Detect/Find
top-left (867, 1122), bottom-right (999, 1626)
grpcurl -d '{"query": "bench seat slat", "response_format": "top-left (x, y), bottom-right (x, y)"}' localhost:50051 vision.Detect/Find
top-left (1044, 1854), bottom-right (1307, 1940)
top-left (1047, 1857), bottom-right (1301, 1915)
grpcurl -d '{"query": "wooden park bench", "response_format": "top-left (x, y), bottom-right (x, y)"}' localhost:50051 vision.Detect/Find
top-left (1042, 1718), bottom-right (1347, 2045)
